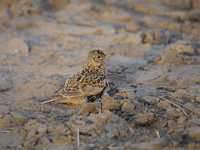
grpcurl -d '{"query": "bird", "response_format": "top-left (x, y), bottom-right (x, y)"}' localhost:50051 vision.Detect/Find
top-left (41, 49), bottom-right (108, 105)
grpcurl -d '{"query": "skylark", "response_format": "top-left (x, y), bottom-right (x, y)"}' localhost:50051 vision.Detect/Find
top-left (41, 49), bottom-right (108, 105)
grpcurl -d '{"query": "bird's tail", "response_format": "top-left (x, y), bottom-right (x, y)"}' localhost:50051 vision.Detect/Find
top-left (40, 94), bottom-right (67, 104)
top-left (40, 97), bottom-right (60, 104)
top-left (41, 95), bottom-right (86, 105)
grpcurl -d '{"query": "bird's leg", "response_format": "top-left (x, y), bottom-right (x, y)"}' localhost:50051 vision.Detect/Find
top-left (100, 98), bottom-right (103, 112)
top-left (95, 98), bottom-right (102, 113)
top-left (98, 84), bottom-right (110, 112)
top-left (97, 94), bottom-right (104, 113)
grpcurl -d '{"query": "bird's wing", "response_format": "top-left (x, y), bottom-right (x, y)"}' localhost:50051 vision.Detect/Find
top-left (78, 73), bottom-right (106, 96)
top-left (41, 72), bottom-right (85, 104)
top-left (79, 83), bottom-right (105, 96)
top-left (57, 71), bottom-right (87, 98)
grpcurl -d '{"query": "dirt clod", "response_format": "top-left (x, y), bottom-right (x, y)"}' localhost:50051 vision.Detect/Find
top-left (102, 96), bottom-right (121, 110)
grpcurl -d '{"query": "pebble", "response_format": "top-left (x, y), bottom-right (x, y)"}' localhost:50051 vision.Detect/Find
top-left (186, 127), bottom-right (200, 140)
top-left (102, 96), bottom-right (121, 110)
top-left (0, 37), bottom-right (29, 54)
top-left (143, 96), bottom-right (159, 105)
top-left (167, 40), bottom-right (196, 55)
top-left (121, 100), bottom-right (135, 113)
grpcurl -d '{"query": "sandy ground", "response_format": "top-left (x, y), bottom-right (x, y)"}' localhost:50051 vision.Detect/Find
top-left (0, 0), bottom-right (200, 149)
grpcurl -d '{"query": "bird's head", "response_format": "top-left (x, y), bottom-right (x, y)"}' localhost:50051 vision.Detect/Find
top-left (87, 49), bottom-right (106, 68)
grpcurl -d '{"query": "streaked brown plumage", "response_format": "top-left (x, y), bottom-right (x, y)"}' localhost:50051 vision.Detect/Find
top-left (41, 49), bottom-right (108, 105)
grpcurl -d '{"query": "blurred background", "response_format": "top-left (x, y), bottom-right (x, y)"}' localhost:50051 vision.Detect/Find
top-left (0, 0), bottom-right (200, 149)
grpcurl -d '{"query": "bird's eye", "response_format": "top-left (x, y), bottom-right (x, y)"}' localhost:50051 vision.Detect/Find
top-left (97, 56), bottom-right (101, 58)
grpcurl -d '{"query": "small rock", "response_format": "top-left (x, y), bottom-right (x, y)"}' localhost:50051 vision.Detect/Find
top-left (24, 119), bottom-right (46, 135)
top-left (167, 40), bottom-right (196, 55)
top-left (125, 33), bottom-right (142, 45)
top-left (102, 96), bottom-right (121, 110)
top-left (0, 133), bottom-right (22, 148)
top-left (156, 100), bottom-right (171, 109)
top-left (35, 114), bottom-right (45, 120)
top-left (141, 31), bottom-right (158, 44)
top-left (186, 127), bottom-right (200, 140)
top-left (124, 137), bottom-right (169, 149)
top-left (143, 96), bottom-right (159, 105)
top-left (189, 118), bottom-right (200, 125)
top-left (0, 7), bottom-right (9, 23)
top-left (141, 29), bottom-right (171, 44)
top-left (185, 9), bottom-right (200, 22)
top-left (106, 132), bottom-right (115, 138)
top-left (185, 102), bottom-right (194, 110)
top-left (126, 22), bottom-right (141, 32)
top-left (95, 25), bottom-right (116, 35)
top-left (177, 116), bottom-right (186, 124)
top-left (187, 143), bottom-right (197, 150)
top-left (24, 130), bottom-right (36, 146)
top-left (121, 100), bottom-right (135, 113)
top-left (89, 110), bottom-right (113, 126)
top-left (196, 96), bottom-right (200, 102)
top-left (166, 108), bottom-right (181, 118)
top-left (164, 0), bottom-right (192, 9)
top-left (192, 0), bottom-right (200, 9)
top-left (171, 89), bottom-right (190, 99)
top-left (135, 112), bottom-right (157, 125)
top-left (0, 77), bottom-right (12, 92)
top-left (37, 124), bottom-right (47, 134)
top-left (168, 120), bottom-right (176, 128)
top-left (10, 112), bottom-right (28, 125)
top-left (47, 0), bottom-right (70, 10)
top-left (38, 136), bottom-right (51, 145)
top-left (0, 117), bottom-right (11, 128)
top-left (75, 119), bottom-right (86, 125)
top-left (192, 77), bottom-right (200, 84)
top-left (79, 103), bottom-right (97, 115)
top-left (52, 136), bottom-right (69, 145)
top-left (0, 37), bottom-right (29, 54)
top-left (50, 124), bottom-right (67, 136)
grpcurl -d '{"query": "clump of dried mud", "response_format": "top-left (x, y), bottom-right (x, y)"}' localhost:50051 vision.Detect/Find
top-left (0, 0), bottom-right (200, 149)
